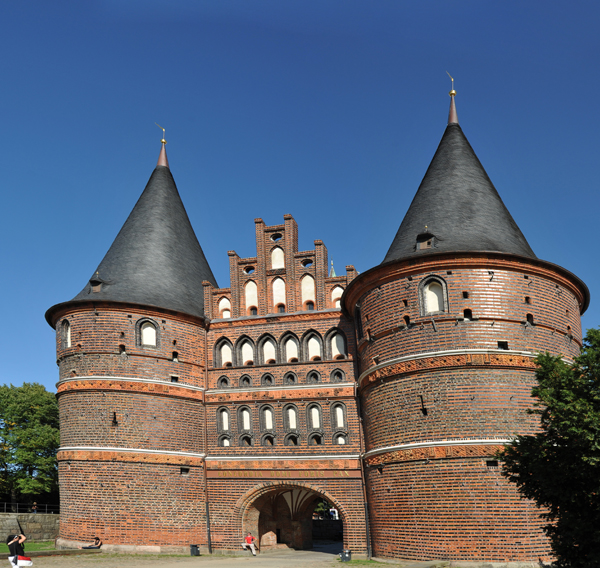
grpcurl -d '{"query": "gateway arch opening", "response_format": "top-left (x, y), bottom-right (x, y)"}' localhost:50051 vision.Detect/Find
top-left (243, 485), bottom-right (344, 551)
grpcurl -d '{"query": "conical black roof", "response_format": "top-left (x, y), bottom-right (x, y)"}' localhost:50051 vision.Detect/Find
top-left (382, 113), bottom-right (536, 264)
top-left (62, 155), bottom-right (217, 319)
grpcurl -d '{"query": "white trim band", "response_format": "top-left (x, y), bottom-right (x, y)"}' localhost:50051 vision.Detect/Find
top-left (206, 454), bottom-right (360, 461)
top-left (359, 348), bottom-right (535, 383)
top-left (58, 446), bottom-right (206, 458)
top-left (209, 382), bottom-right (354, 395)
top-left (57, 376), bottom-right (205, 393)
top-left (363, 438), bottom-right (512, 459)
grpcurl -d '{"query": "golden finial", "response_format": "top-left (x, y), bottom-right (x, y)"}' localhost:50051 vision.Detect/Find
top-left (155, 123), bottom-right (167, 145)
top-left (446, 72), bottom-right (456, 97)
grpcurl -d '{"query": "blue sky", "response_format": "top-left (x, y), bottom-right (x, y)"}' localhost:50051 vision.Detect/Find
top-left (2, 1), bottom-right (599, 392)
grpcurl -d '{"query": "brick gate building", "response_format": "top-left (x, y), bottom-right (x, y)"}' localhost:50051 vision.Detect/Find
top-left (46, 92), bottom-right (589, 562)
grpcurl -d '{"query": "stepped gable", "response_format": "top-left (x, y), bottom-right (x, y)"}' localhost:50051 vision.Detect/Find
top-left (52, 144), bottom-right (217, 321)
top-left (382, 95), bottom-right (536, 264)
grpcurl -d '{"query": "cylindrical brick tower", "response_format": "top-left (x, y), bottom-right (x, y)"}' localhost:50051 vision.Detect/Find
top-left (343, 93), bottom-right (589, 562)
top-left (46, 143), bottom-right (218, 551)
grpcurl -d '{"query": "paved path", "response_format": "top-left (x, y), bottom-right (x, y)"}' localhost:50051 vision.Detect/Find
top-left (28, 548), bottom-right (342, 568)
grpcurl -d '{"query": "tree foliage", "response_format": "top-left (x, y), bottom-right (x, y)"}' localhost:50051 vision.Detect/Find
top-left (0, 383), bottom-right (60, 501)
top-left (501, 328), bottom-right (600, 567)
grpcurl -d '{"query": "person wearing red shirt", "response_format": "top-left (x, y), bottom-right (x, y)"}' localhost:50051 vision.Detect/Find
top-left (241, 532), bottom-right (257, 556)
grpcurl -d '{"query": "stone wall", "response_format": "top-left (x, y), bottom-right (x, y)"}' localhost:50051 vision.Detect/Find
top-left (0, 513), bottom-right (59, 541)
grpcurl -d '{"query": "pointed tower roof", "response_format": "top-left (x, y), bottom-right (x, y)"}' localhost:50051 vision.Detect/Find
top-left (382, 91), bottom-right (536, 265)
top-left (48, 142), bottom-right (217, 322)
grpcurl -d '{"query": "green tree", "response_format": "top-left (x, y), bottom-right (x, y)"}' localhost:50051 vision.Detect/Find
top-left (0, 383), bottom-right (60, 503)
top-left (501, 328), bottom-right (600, 568)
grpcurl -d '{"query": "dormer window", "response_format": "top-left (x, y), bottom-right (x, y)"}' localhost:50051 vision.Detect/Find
top-left (416, 232), bottom-right (436, 251)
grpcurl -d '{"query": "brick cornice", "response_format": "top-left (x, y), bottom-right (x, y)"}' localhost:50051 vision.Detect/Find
top-left (342, 252), bottom-right (589, 316)
top-left (206, 384), bottom-right (355, 404)
top-left (57, 377), bottom-right (205, 401)
top-left (58, 446), bottom-right (205, 466)
top-left (364, 440), bottom-right (507, 466)
top-left (358, 349), bottom-right (536, 391)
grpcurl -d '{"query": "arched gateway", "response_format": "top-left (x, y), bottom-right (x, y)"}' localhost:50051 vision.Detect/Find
top-left (234, 482), bottom-right (347, 551)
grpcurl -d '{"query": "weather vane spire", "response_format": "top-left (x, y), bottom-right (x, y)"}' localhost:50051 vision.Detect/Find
top-left (446, 72), bottom-right (456, 97)
top-left (155, 123), bottom-right (167, 145)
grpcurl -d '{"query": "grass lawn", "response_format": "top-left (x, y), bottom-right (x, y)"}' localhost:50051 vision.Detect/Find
top-left (0, 541), bottom-right (55, 553)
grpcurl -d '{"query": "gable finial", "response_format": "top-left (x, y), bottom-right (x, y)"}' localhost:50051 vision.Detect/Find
top-left (446, 72), bottom-right (456, 97)
top-left (155, 123), bottom-right (167, 145)
top-left (446, 73), bottom-right (459, 125)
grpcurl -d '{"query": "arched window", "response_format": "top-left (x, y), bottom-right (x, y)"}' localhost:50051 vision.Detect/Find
top-left (309, 433), bottom-right (323, 446)
top-left (420, 278), bottom-right (448, 315)
top-left (284, 336), bottom-right (299, 362)
top-left (272, 277), bottom-right (286, 312)
top-left (217, 376), bottom-right (230, 388)
top-left (283, 405), bottom-right (298, 431)
top-left (218, 408), bottom-right (230, 432)
top-left (261, 374), bottom-right (274, 386)
top-left (61, 320), bottom-right (71, 349)
top-left (301, 275), bottom-right (316, 309)
top-left (141, 322), bottom-right (157, 346)
top-left (331, 286), bottom-right (344, 309)
top-left (308, 336), bottom-right (322, 361)
top-left (218, 297), bottom-right (231, 319)
top-left (261, 405), bottom-right (275, 431)
top-left (331, 403), bottom-right (346, 430)
top-left (240, 435), bottom-right (252, 447)
top-left (219, 435), bottom-right (231, 447)
top-left (333, 433), bottom-right (348, 445)
top-left (330, 333), bottom-right (347, 360)
top-left (331, 369), bottom-right (345, 383)
top-left (238, 407), bottom-right (252, 432)
top-left (284, 372), bottom-right (297, 385)
top-left (307, 404), bottom-right (322, 430)
top-left (285, 434), bottom-right (299, 446)
top-left (239, 375), bottom-right (252, 387)
top-left (216, 340), bottom-right (233, 368)
top-left (262, 434), bottom-right (275, 446)
top-left (464, 309), bottom-right (473, 321)
top-left (307, 371), bottom-right (320, 384)
top-left (271, 247), bottom-right (285, 269)
top-left (245, 281), bottom-right (258, 315)
top-left (262, 337), bottom-right (277, 364)
top-left (240, 340), bottom-right (254, 366)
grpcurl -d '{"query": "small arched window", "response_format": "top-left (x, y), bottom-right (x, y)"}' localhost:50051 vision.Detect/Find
top-left (262, 338), bottom-right (277, 364)
top-left (240, 375), bottom-right (252, 387)
top-left (261, 374), bottom-right (274, 386)
top-left (284, 337), bottom-right (299, 362)
top-left (331, 333), bottom-right (346, 360)
top-left (219, 435), bottom-right (231, 447)
top-left (61, 320), bottom-right (71, 349)
top-left (262, 434), bottom-right (275, 446)
top-left (331, 403), bottom-right (346, 430)
top-left (464, 309), bottom-right (473, 321)
top-left (245, 281), bottom-right (258, 315)
top-left (220, 342), bottom-right (233, 367)
top-left (285, 434), bottom-right (299, 446)
top-left (218, 297), bottom-right (231, 319)
top-left (240, 435), bottom-right (252, 447)
top-left (420, 278), bottom-right (447, 315)
top-left (218, 408), bottom-right (230, 432)
top-left (307, 405), bottom-right (322, 430)
top-left (309, 433), bottom-right (323, 446)
top-left (308, 336), bottom-right (322, 361)
top-left (271, 247), bottom-right (285, 269)
top-left (284, 372), bottom-right (297, 385)
top-left (307, 371), bottom-right (320, 384)
top-left (261, 406), bottom-right (275, 431)
top-left (301, 275), bottom-right (316, 308)
top-left (217, 376), bottom-right (230, 389)
top-left (272, 278), bottom-right (286, 311)
top-left (331, 286), bottom-right (344, 309)
top-left (333, 433), bottom-right (348, 445)
top-left (139, 321), bottom-right (157, 347)
top-left (331, 369), bottom-right (345, 383)
top-left (241, 341), bottom-right (254, 366)
top-left (238, 407), bottom-right (252, 432)
top-left (284, 405), bottom-right (298, 431)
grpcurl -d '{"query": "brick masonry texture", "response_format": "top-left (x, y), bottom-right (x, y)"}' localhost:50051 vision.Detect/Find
top-left (49, 208), bottom-right (588, 561)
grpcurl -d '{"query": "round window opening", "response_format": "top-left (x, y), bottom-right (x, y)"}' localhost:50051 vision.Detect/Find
top-left (301, 259), bottom-right (313, 267)
top-left (271, 233), bottom-right (282, 242)
top-left (244, 266), bottom-right (255, 274)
